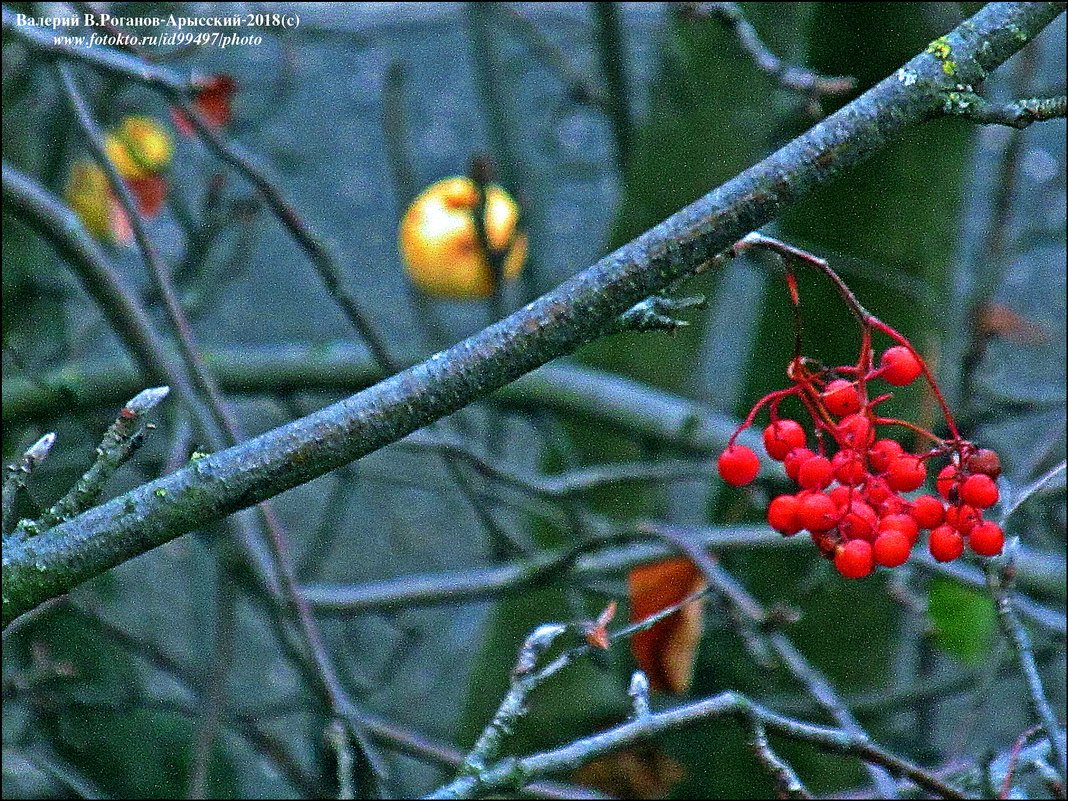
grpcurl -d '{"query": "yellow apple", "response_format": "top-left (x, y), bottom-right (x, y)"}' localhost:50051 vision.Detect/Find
top-left (104, 115), bottom-right (173, 180)
top-left (399, 176), bottom-right (526, 298)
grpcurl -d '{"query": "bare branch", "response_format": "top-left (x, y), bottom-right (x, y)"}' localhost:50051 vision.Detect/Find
top-left (987, 543), bottom-right (1068, 784)
top-left (943, 91), bottom-right (1067, 128)
top-left (2, 432), bottom-right (56, 533)
top-left (747, 717), bottom-right (812, 799)
top-left (430, 688), bottom-right (965, 800)
top-left (681, 2), bottom-right (856, 98)
top-left (25, 388), bottom-right (168, 532)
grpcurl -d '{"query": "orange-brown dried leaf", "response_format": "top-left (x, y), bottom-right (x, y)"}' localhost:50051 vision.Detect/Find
top-left (126, 174), bottom-right (168, 218)
top-left (628, 557), bottom-right (706, 694)
top-left (976, 302), bottom-right (1048, 344)
top-left (572, 745), bottom-right (686, 800)
top-left (173, 74), bottom-right (237, 136)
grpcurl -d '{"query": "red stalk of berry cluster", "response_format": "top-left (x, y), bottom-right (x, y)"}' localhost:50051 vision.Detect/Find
top-left (717, 234), bottom-right (1004, 579)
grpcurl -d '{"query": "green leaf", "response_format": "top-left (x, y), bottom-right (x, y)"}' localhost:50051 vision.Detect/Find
top-left (927, 577), bottom-right (997, 664)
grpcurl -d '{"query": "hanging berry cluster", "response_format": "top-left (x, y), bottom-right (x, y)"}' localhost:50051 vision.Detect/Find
top-left (715, 235), bottom-right (1005, 579)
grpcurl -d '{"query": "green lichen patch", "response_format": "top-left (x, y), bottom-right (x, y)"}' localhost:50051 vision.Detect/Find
top-left (926, 35), bottom-right (958, 77)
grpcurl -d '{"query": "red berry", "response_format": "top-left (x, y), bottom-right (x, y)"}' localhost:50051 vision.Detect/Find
top-left (885, 454), bottom-right (927, 492)
top-left (835, 539), bottom-right (874, 578)
top-left (910, 494), bottom-right (945, 529)
top-left (876, 494), bottom-right (908, 516)
top-left (868, 439), bottom-right (904, 473)
top-left (969, 521), bottom-right (1005, 557)
top-left (832, 449), bottom-right (867, 486)
top-left (767, 495), bottom-right (803, 536)
top-left (799, 493), bottom-right (839, 532)
top-left (873, 531), bottom-right (911, 567)
top-left (929, 524), bottom-right (964, 562)
top-left (936, 464), bottom-right (960, 501)
top-left (822, 379), bottom-right (862, 417)
top-left (965, 448), bottom-right (1002, 480)
top-left (718, 444), bottom-right (760, 487)
top-left (839, 500), bottom-right (878, 541)
top-left (945, 504), bottom-right (981, 534)
top-left (798, 455), bottom-right (834, 490)
top-left (878, 513), bottom-right (920, 544)
top-left (829, 485), bottom-right (853, 508)
top-left (838, 413), bottom-right (875, 449)
top-left (762, 420), bottom-right (806, 461)
top-left (960, 473), bottom-right (999, 509)
top-left (784, 447), bottom-right (815, 482)
top-left (879, 346), bottom-right (923, 386)
top-left (863, 475), bottom-right (894, 505)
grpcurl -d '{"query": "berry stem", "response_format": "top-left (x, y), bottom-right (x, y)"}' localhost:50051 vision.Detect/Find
top-left (736, 233), bottom-right (961, 441)
top-left (867, 318), bottom-right (961, 440)
top-left (729, 386), bottom-right (802, 445)
top-left (871, 416), bottom-right (946, 447)
top-left (795, 389), bottom-right (838, 448)
top-left (784, 265), bottom-right (804, 361)
top-left (856, 326), bottom-right (873, 407)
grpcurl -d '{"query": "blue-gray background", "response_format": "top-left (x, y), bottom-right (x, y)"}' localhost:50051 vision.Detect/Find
top-left (2, 3), bottom-right (1064, 798)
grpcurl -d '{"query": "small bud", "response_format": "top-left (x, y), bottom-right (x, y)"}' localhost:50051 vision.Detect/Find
top-left (25, 432), bottom-right (57, 465)
top-left (514, 623), bottom-right (566, 677)
top-left (628, 671), bottom-right (651, 718)
top-left (125, 386), bottom-right (171, 414)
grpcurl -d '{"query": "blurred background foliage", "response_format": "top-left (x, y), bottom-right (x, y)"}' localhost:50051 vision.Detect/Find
top-left (2, 3), bottom-right (1065, 799)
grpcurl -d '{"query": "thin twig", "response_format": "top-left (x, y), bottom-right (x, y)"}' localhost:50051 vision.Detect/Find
top-left (592, 2), bottom-right (632, 172)
top-left (136, 77), bottom-right (395, 373)
top-left (682, 2), bottom-right (855, 98)
top-left (1000, 725), bottom-right (1043, 799)
top-left (943, 92), bottom-right (1067, 128)
top-left (401, 432), bottom-right (711, 497)
top-left (747, 716), bottom-right (812, 799)
top-left (913, 552), bottom-right (1066, 635)
top-left (327, 719), bottom-right (356, 800)
top-left (499, 7), bottom-right (610, 109)
top-left (10, 4), bottom-right (393, 372)
top-left (188, 563), bottom-right (237, 799)
top-left (4, 141), bottom-right (387, 785)
top-left (54, 601), bottom-right (323, 797)
top-left (30, 387), bottom-right (168, 531)
top-left (464, 4), bottom-right (521, 203)
top-left (301, 524), bottom-right (787, 613)
top-left (2, 163), bottom-right (195, 394)
top-left (648, 525), bottom-right (898, 797)
top-left (1, 7), bottom-right (189, 92)
top-left (1001, 460), bottom-right (1067, 523)
top-left (460, 623), bottom-right (570, 776)
top-left (987, 545), bottom-right (1068, 786)
top-left (2, 432), bottom-right (56, 533)
top-left (429, 689), bottom-right (965, 800)
top-left (55, 63), bottom-right (242, 443)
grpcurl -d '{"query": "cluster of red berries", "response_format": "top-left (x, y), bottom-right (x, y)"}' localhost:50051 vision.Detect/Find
top-left (717, 345), bottom-right (1006, 579)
